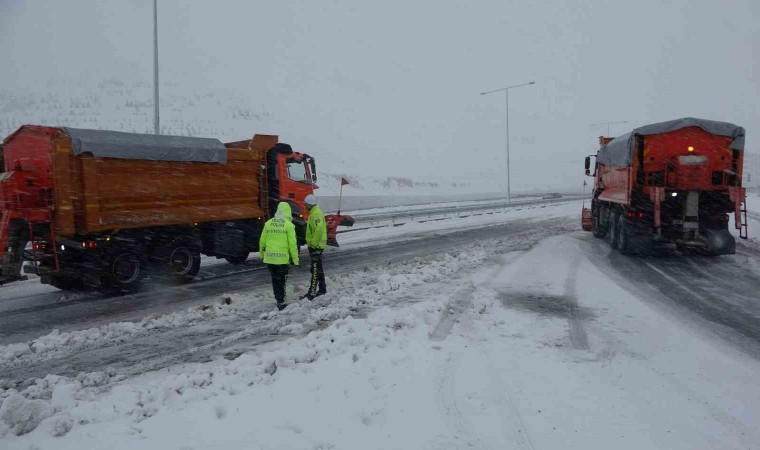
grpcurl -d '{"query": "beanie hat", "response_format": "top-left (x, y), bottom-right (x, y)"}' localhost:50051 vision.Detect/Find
top-left (304, 194), bottom-right (318, 206)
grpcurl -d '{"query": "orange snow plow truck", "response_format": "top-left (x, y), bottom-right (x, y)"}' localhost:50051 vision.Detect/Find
top-left (582, 118), bottom-right (747, 255)
top-left (0, 126), bottom-right (353, 291)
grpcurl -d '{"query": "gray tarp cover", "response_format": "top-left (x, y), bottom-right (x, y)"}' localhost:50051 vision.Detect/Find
top-left (62, 128), bottom-right (227, 163)
top-left (597, 117), bottom-right (745, 166)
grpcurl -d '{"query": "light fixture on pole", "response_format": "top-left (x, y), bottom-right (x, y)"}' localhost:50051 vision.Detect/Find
top-left (480, 81), bottom-right (535, 204)
top-left (590, 120), bottom-right (627, 137)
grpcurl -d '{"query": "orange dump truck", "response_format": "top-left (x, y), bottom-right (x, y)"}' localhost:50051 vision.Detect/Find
top-left (0, 126), bottom-right (353, 291)
top-left (582, 118), bottom-right (747, 255)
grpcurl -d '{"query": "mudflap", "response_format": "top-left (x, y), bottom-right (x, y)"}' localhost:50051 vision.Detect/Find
top-left (325, 214), bottom-right (355, 247)
top-left (704, 229), bottom-right (736, 255)
top-left (624, 219), bottom-right (655, 255)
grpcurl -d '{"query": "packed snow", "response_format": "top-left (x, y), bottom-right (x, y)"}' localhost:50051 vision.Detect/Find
top-left (2, 211), bottom-right (760, 448)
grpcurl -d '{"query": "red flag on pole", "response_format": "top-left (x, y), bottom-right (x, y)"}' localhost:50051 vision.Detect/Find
top-left (341, 177), bottom-right (349, 186)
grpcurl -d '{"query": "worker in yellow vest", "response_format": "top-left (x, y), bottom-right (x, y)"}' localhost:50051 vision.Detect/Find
top-left (259, 202), bottom-right (300, 310)
top-left (301, 194), bottom-right (327, 300)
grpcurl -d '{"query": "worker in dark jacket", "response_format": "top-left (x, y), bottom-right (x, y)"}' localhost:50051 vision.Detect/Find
top-left (301, 194), bottom-right (327, 300)
top-left (259, 202), bottom-right (300, 310)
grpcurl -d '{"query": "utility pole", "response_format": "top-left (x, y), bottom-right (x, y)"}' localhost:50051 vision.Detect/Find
top-left (153, 0), bottom-right (160, 134)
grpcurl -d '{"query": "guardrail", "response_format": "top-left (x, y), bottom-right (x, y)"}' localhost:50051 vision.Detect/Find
top-left (338, 195), bottom-right (583, 233)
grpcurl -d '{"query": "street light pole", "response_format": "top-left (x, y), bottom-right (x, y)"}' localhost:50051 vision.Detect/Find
top-left (505, 89), bottom-right (510, 204)
top-left (153, 0), bottom-right (160, 135)
top-left (480, 81), bottom-right (535, 204)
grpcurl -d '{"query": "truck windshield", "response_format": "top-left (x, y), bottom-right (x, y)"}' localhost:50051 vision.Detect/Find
top-left (286, 159), bottom-right (311, 184)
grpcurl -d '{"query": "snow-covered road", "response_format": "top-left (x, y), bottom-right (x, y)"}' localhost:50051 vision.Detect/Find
top-left (0, 216), bottom-right (575, 384)
top-left (2, 197), bottom-right (760, 448)
top-left (0, 200), bottom-right (580, 345)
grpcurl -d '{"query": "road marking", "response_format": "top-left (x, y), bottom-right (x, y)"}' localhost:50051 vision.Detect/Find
top-left (643, 261), bottom-right (711, 304)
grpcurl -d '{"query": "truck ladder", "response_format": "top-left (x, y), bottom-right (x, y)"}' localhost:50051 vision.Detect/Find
top-left (25, 211), bottom-right (59, 273)
top-left (739, 199), bottom-right (749, 240)
top-left (729, 187), bottom-right (748, 240)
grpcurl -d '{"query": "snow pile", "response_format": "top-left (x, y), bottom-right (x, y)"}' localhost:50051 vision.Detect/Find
top-left (0, 293), bottom-right (450, 443)
top-left (0, 293), bottom-right (265, 370)
top-left (0, 394), bottom-right (53, 436)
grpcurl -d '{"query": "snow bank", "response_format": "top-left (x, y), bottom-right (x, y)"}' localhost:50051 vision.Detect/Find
top-left (0, 276), bottom-right (455, 444)
top-left (0, 293), bottom-right (266, 371)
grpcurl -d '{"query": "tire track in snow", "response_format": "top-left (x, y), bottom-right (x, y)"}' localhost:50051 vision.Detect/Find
top-left (565, 256), bottom-right (589, 351)
top-left (484, 353), bottom-right (536, 450)
top-left (430, 275), bottom-right (535, 449)
top-left (434, 349), bottom-right (488, 450)
top-left (430, 251), bottom-right (527, 342)
top-left (429, 286), bottom-right (474, 342)
top-left (584, 321), bottom-right (757, 449)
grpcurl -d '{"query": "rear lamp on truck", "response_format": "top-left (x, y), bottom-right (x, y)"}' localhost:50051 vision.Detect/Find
top-left (81, 241), bottom-right (98, 248)
top-left (626, 212), bottom-right (645, 219)
top-left (688, 146), bottom-right (694, 152)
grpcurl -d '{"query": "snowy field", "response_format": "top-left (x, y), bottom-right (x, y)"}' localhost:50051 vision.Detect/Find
top-left (2, 200), bottom-right (760, 449)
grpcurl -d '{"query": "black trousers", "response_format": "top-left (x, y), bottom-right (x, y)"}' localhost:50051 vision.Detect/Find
top-left (267, 264), bottom-right (289, 305)
top-left (307, 248), bottom-right (327, 297)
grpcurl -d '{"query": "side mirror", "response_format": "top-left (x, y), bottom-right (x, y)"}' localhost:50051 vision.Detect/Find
top-left (584, 156), bottom-right (591, 176)
top-left (307, 156), bottom-right (317, 183)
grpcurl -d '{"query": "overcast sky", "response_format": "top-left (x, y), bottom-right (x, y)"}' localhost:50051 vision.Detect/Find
top-left (1, 0), bottom-right (758, 192)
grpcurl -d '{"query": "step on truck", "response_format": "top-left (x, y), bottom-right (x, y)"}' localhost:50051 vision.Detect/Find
top-left (0, 126), bottom-right (353, 291)
top-left (581, 117), bottom-right (748, 255)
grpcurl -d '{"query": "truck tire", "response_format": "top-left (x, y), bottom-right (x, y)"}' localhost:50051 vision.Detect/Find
top-left (617, 219), bottom-right (631, 255)
top-left (166, 243), bottom-right (201, 283)
top-left (225, 253), bottom-right (249, 265)
top-left (592, 208), bottom-right (606, 239)
top-left (103, 251), bottom-right (144, 293)
top-left (606, 212), bottom-right (619, 248)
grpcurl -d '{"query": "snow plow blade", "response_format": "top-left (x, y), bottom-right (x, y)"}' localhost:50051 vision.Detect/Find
top-left (326, 214), bottom-right (355, 247)
top-left (581, 208), bottom-right (593, 231)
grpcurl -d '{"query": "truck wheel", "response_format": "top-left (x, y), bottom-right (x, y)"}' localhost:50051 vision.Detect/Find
top-left (592, 209), bottom-right (606, 239)
top-left (606, 213), bottom-right (619, 248)
top-left (167, 244), bottom-right (201, 283)
top-left (225, 253), bottom-right (249, 265)
top-left (617, 219), bottom-right (631, 254)
top-left (103, 251), bottom-right (144, 293)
